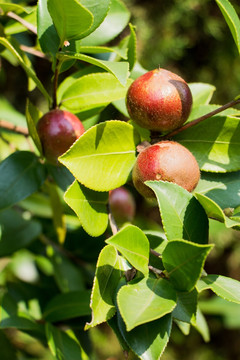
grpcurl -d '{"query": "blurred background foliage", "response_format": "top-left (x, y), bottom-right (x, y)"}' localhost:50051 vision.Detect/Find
top-left (0, 0), bottom-right (240, 359)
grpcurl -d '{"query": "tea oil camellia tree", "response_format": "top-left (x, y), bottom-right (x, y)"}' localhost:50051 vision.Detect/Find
top-left (1, 0), bottom-right (240, 359)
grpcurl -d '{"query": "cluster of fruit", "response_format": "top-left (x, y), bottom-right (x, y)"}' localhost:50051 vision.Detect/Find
top-left (37, 68), bottom-right (200, 220)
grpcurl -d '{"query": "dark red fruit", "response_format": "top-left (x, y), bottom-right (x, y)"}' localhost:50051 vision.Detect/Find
top-left (109, 187), bottom-right (136, 224)
top-left (132, 140), bottom-right (200, 198)
top-left (126, 68), bottom-right (192, 132)
top-left (37, 109), bottom-right (85, 164)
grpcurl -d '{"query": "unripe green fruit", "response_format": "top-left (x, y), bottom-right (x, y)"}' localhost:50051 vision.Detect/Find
top-left (132, 141), bottom-right (200, 198)
top-left (126, 68), bottom-right (192, 132)
top-left (37, 109), bottom-right (85, 165)
top-left (109, 187), bottom-right (136, 224)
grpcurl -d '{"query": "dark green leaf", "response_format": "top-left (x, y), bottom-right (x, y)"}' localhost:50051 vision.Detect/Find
top-left (25, 99), bottom-right (42, 154)
top-left (172, 289), bottom-right (198, 324)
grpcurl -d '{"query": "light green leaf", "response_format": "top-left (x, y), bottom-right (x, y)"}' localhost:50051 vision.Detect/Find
top-left (0, 151), bottom-right (46, 210)
top-left (0, 37), bottom-right (51, 103)
top-left (80, 0), bottom-right (111, 38)
top-left (43, 290), bottom-right (91, 322)
top-left (64, 180), bottom-right (108, 237)
top-left (187, 104), bottom-right (240, 123)
top-left (162, 240), bottom-right (213, 292)
top-left (215, 0), bottom-right (240, 55)
top-left (117, 277), bottom-right (176, 331)
top-left (192, 307), bottom-right (210, 342)
top-left (175, 115), bottom-right (240, 172)
top-left (118, 313), bottom-right (172, 360)
top-left (173, 289), bottom-right (198, 325)
top-left (77, 45), bottom-right (128, 59)
top-left (58, 51), bottom-right (129, 85)
top-left (146, 181), bottom-right (209, 244)
top-left (80, 0), bottom-right (130, 46)
top-left (106, 225), bottom-right (149, 275)
top-left (189, 83), bottom-right (216, 106)
top-left (197, 275), bottom-right (240, 304)
top-left (60, 73), bottom-right (131, 112)
top-left (47, 0), bottom-right (93, 45)
top-left (195, 192), bottom-right (240, 228)
top-left (174, 320), bottom-right (191, 336)
top-left (0, 3), bottom-right (33, 14)
top-left (59, 121), bottom-right (140, 191)
top-left (85, 245), bottom-right (123, 329)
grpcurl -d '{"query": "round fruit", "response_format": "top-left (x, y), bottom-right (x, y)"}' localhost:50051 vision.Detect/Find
top-left (37, 109), bottom-right (85, 164)
top-left (126, 68), bottom-right (192, 132)
top-left (132, 140), bottom-right (200, 198)
top-left (109, 187), bottom-right (136, 224)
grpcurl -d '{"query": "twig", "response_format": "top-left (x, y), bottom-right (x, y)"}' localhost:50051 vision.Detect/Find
top-left (162, 98), bottom-right (240, 140)
top-left (148, 265), bottom-right (164, 277)
top-left (20, 44), bottom-right (48, 59)
top-left (0, 120), bottom-right (28, 136)
top-left (7, 11), bottom-right (37, 35)
top-left (150, 249), bottom-right (161, 257)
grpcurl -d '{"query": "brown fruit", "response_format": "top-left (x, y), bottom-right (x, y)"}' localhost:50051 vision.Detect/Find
top-left (109, 187), bottom-right (136, 224)
top-left (37, 109), bottom-right (85, 165)
top-left (126, 68), bottom-right (192, 132)
top-left (132, 140), bottom-right (200, 198)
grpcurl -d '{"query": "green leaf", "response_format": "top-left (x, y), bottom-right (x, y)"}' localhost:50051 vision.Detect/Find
top-left (192, 307), bottom-right (210, 342)
top-left (195, 171), bottom-right (240, 209)
top-left (85, 245), bottom-right (123, 329)
top-left (25, 99), bottom-right (42, 154)
top-left (37, 0), bottom-right (60, 55)
top-left (58, 51), bottom-right (129, 86)
top-left (175, 115), bottom-right (240, 172)
top-left (47, 0), bottom-right (93, 45)
top-left (0, 151), bottom-right (46, 210)
top-left (0, 316), bottom-right (43, 333)
top-left (187, 104), bottom-right (240, 123)
top-left (118, 313), bottom-right (172, 360)
top-left (60, 73), bottom-right (131, 112)
top-left (59, 121), bottom-right (140, 191)
top-left (80, 0), bottom-right (111, 38)
top-left (215, 0), bottom-right (240, 55)
top-left (172, 289), bottom-right (198, 325)
top-left (0, 37), bottom-right (51, 103)
top-left (46, 323), bottom-right (83, 360)
top-left (145, 181), bottom-right (209, 244)
top-left (80, 0), bottom-right (130, 46)
top-left (197, 275), bottom-right (240, 304)
top-left (117, 277), bottom-right (176, 331)
top-left (189, 83), bottom-right (216, 106)
top-left (77, 45), bottom-right (128, 58)
top-left (162, 240), bottom-right (213, 292)
top-left (106, 225), bottom-right (149, 275)
top-left (0, 209), bottom-right (41, 257)
top-left (43, 291), bottom-right (91, 322)
top-left (0, 3), bottom-right (32, 14)
top-left (64, 180), bottom-right (108, 237)
top-left (0, 97), bottom-right (26, 126)
top-left (195, 192), bottom-right (240, 228)
top-left (47, 164), bottom-right (74, 192)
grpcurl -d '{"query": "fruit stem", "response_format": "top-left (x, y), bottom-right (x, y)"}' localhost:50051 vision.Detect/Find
top-left (52, 64), bottom-right (60, 110)
top-left (162, 98), bottom-right (240, 140)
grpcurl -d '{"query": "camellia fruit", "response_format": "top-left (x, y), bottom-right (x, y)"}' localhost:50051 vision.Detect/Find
top-left (126, 68), bottom-right (192, 132)
top-left (132, 140), bottom-right (200, 198)
top-left (37, 109), bottom-right (85, 165)
top-left (109, 187), bottom-right (136, 224)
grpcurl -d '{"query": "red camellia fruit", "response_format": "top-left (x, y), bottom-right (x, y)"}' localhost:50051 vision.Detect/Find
top-left (126, 68), bottom-right (192, 132)
top-left (109, 187), bottom-right (136, 224)
top-left (37, 109), bottom-right (85, 165)
top-left (132, 140), bottom-right (200, 198)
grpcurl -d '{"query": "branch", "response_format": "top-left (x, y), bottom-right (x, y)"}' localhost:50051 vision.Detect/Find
top-left (150, 248), bottom-right (161, 257)
top-left (162, 98), bottom-right (240, 140)
top-left (0, 120), bottom-right (29, 136)
top-left (20, 44), bottom-right (48, 59)
top-left (7, 11), bottom-right (37, 35)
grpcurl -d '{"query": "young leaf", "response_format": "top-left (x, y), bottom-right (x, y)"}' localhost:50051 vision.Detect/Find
top-left (175, 115), bottom-right (240, 172)
top-left (64, 180), bottom-right (108, 237)
top-left (215, 0), bottom-right (240, 55)
top-left (60, 73), bottom-right (131, 112)
top-left (85, 245), bottom-right (123, 330)
top-left (46, 323), bottom-right (83, 360)
top-left (80, 0), bottom-right (130, 46)
top-left (117, 277), bottom-right (176, 331)
top-left (58, 52), bottom-right (129, 85)
top-left (0, 151), bottom-right (46, 210)
top-left (47, 0), bottom-right (93, 45)
top-left (59, 121), bottom-right (140, 192)
top-left (172, 289), bottom-right (198, 325)
top-left (43, 290), bottom-right (91, 322)
top-left (145, 181), bottom-right (209, 244)
top-left (196, 274), bottom-right (240, 304)
top-left (188, 83), bottom-right (216, 106)
top-left (118, 313), bottom-right (172, 360)
top-left (162, 240), bottom-right (213, 292)
top-left (195, 192), bottom-right (240, 228)
top-left (106, 224), bottom-right (150, 275)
